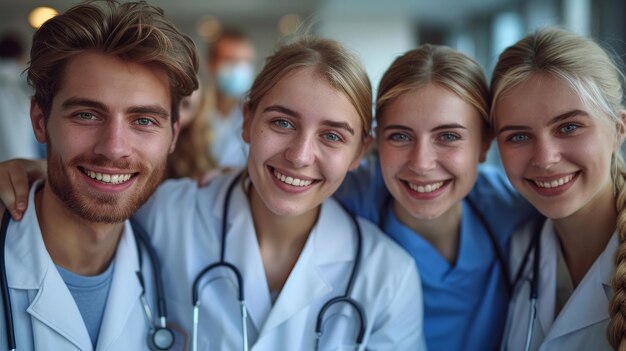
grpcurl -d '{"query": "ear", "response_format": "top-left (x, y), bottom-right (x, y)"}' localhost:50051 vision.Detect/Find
top-left (349, 135), bottom-right (373, 170)
top-left (169, 119), bottom-right (181, 154)
top-left (30, 98), bottom-right (47, 144)
top-left (242, 103), bottom-right (252, 144)
top-left (478, 127), bottom-right (494, 163)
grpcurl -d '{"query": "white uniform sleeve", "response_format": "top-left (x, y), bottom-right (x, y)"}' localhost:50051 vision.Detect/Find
top-left (367, 259), bottom-right (427, 350)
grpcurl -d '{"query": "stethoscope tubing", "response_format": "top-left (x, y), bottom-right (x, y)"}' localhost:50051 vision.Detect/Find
top-left (132, 218), bottom-right (169, 328)
top-left (0, 208), bottom-right (172, 351)
top-left (500, 219), bottom-right (544, 351)
top-left (1, 209), bottom-right (16, 351)
top-left (192, 173), bottom-right (366, 350)
top-left (191, 174), bottom-right (249, 351)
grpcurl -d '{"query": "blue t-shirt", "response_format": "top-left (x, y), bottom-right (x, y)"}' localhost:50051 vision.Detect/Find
top-left (57, 262), bottom-right (115, 347)
top-left (334, 157), bottom-right (538, 351)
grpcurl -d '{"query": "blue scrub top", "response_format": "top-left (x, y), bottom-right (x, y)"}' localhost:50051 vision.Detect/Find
top-left (334, 157), bottom-right (538, 351)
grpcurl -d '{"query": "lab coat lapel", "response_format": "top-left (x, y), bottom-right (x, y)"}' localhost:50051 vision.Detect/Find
top-left (27, 272), bottom-right (92, 350)
top-left (543, 232), bottom-right (617, 344)
top-left (6, 190), bottom-right (92, 350)
top-left (259, 200), bottom-right (353, 335)
top-left (95, 221), bottom-right (143, 351)
top-left (536, 221), bottom-right (558, 340)
top-left (221, 176), bottom-right (272, 333)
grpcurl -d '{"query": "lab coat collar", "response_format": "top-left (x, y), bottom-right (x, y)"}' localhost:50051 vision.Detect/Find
top-left (210, 173), bottom-right (356, 336)
top-left (536, 220), bottom-right (557, 339)
top-left (261, 198), bottom-right (356, 333)
top-left (207, 173), bottom-right (272, 331)
top-left (6, 182), bottom-right (91, 349)
top-left (5, 182), bottom-right (49, 290)
top-left (6, 182), bottom-right (144, 350)
top-left (543, 224), bottom-right (617, 343)
top-left (95, 221), bottom-right (143, 351)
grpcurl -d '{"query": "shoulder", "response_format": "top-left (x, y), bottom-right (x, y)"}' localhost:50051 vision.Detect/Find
top-left (334, 154), bottom-right (389, 223)
top-left (471, 164), bottom-right (517, 202)
top-left (134, 173), bottom-right (234, 231)
top-left (469, 164), bottom-right (538, 225)
top-left (139, 173), bottom-right (236, 213)
top-left (146, 177), bottom-right (200, 206)
top-left (356, 214), bottom-right (419, 282)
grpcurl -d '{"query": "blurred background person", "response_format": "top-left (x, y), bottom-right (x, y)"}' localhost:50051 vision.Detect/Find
top-left (166, 81), bottom-right (217, 180)
top-left (0, 31), bottom-right (41, 162)
top-left (205, 28), bottom-right (256, 168)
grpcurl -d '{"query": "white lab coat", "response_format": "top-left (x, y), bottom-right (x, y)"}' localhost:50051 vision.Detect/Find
top-left (135, 173), bottom-right (426, 350)
top-left (503, 219), bottom-right (614, 351)
top-left (0, 184), bottom-right (159, 350)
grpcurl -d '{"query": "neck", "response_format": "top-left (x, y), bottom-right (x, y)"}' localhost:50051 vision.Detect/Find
top-left (248, 184), bottom-right (318, 293)
top-left (553, 183), bottom-right (616, 287)
top-left (35, 182), bottom-right (124, 276)
top-left (216, 92), bottom-right (239, 118)
top-left (393, 200), bottom-right (462, 264)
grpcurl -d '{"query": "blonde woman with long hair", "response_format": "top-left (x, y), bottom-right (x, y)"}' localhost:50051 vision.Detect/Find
top-left (491, 27), bottom-right (626, 350)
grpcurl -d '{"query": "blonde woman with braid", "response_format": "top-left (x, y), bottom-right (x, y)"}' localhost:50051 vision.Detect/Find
top-left (491, 27), bottom-right (626, 350)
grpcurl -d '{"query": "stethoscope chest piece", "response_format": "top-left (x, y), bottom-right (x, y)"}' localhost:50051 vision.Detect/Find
top-left (149, 326), bottom-right (175, 350)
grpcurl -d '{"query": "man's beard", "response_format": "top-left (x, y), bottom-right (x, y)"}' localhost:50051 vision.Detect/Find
top-left (46, 146), bottom-right (165, 224)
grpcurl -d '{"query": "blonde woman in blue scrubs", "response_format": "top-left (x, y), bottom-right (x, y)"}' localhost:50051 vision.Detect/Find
top-left (335, 45), bottom-right (538, 350)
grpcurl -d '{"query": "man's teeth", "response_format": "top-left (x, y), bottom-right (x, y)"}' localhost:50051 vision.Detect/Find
top-left (85, 170), bottom-right (132, 184)
top-left (408, 181), bottom-right (444, 193)
top-left (534, 174), bottom-right (574, 189)
top-left (273, 170), bottom-right (313, 187)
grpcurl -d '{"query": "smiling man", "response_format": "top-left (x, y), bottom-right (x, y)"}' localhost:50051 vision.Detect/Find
top-left (0, 1), bottom-right (197, 350)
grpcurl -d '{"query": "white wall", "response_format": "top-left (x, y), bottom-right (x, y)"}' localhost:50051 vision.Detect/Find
top-left (317, 15), bottom-right (416, 96)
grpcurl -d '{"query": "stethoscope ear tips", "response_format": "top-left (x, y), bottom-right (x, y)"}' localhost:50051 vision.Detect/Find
top-left (149, 327), bottom-right (175, 350)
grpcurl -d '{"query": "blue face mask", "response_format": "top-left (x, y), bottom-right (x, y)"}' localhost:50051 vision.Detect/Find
top-left (216, 62), bottom-right (254, 98)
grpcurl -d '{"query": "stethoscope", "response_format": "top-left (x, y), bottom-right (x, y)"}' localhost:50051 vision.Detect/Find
top-left (191, 173), bottom-right (367, 351)
top-left (499, 218), bottom-right (544, 351)
top-left (0, 209), bottom-right (175, 351)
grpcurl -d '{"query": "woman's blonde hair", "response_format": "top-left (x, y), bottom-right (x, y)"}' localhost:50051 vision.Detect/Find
top-left (491, 27), bottom-right (626, 350)
top-left (166, 90), bottom-right (216, 179)
top-left (246, 36), bottom-right (372, 139)
top-left (376, 44), bottom-right (489, 128)
top-left (28, 0), bottom-right (199, 123)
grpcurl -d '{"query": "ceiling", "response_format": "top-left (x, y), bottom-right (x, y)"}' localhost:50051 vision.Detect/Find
top-left (0, 0), bottom-right (515, 27)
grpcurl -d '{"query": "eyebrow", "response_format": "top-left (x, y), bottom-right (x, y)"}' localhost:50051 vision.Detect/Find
top-left (61, 97), bottom-right (170, 120)
top-left (497, 109), bottom-right (589, 135)
top-left (61, 97), bottom-right (109, 112)
top-left (263, 104), bottom-right (355, 135)
top-left (127, 106), bottom-right (170, 120)
top-left (382, 123), bottom-right (468, 132)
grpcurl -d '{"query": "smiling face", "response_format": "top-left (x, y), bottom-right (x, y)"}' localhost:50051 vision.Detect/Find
top-left (242, 67), bottom-right (365, 217)
top-left (377, 83), bottom-right (489, 221)
top-left (32, 52), bottom-right (179, 223)
top-left (494, 73), bottom-right (619, 219)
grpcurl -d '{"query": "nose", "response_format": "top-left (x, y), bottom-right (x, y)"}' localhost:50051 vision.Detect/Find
top-left (93, 119), bottom-right (132, 160)
top-left (531, 137), bottom-right (561, 170)
top-left (285, 134), bottom-right (316, 168)
top-left (407, 139), bottom-right (437, 173)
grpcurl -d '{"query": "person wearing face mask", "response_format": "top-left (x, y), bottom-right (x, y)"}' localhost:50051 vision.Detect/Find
top-left (206, 28), bottom-right (256, 168)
